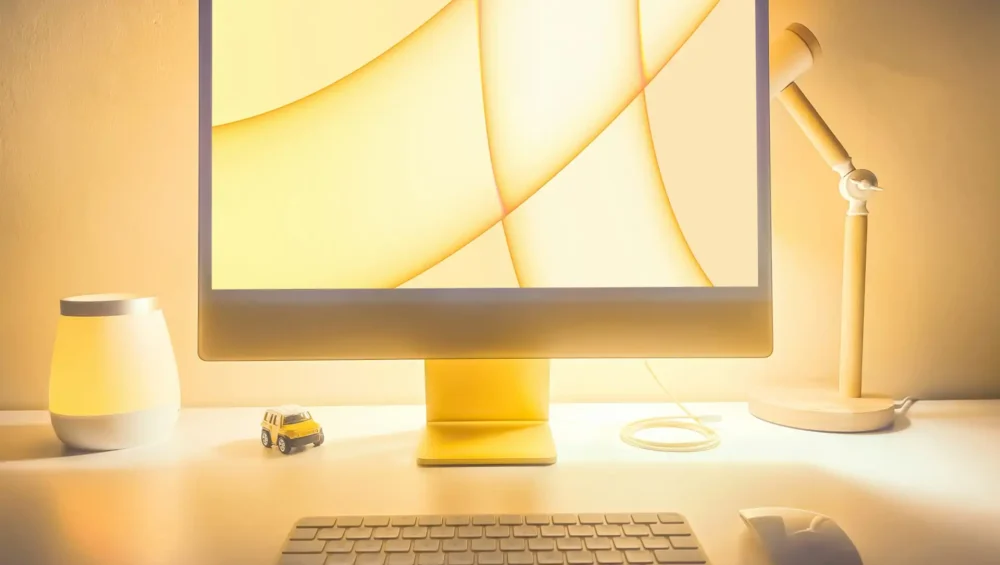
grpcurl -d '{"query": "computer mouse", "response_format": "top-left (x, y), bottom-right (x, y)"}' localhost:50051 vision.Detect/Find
top-left (738, 507), bottom-right (863, 565)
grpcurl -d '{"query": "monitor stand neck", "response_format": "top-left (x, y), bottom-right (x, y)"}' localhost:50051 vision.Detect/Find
top-left (417, 359), bottom-right (556, 466)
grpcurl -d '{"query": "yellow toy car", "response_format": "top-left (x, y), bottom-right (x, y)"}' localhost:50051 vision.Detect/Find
top-left (261, 405), bottom-right (324, 455)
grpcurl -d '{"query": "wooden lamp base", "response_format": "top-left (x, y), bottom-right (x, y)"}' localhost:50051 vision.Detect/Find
top-left (748, 386), bottom-right (896, 433)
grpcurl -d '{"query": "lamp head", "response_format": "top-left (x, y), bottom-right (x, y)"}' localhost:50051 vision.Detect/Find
top-left (770, 23), bottom-right (822, 98)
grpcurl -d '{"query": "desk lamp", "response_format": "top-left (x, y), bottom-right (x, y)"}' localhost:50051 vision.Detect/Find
top-left (749, 24), bottom-right (896, 432)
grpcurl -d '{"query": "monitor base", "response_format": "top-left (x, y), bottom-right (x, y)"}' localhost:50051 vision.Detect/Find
top-left (417, 421), bottom-right (556, 466)
top-left (749, 386), bottom-right (896, 433)
top-left (418, 358), bottom-right (555, 466)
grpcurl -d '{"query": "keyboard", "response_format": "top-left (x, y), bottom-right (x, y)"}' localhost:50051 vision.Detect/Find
top-left (280, 514), bottom-right (710, 565)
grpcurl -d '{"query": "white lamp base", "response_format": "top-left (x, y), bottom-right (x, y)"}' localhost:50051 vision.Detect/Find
top-left (50, 405), bottom-right (179, 451)
top-left (748, 386), bottom-right (896, 433)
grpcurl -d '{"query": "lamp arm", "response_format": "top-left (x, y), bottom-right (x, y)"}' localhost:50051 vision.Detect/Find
top-left (777, 81), bottom-right (884, 399)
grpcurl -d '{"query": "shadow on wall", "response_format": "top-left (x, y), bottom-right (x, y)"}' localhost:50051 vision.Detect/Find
top-left (812, 0), bottom-right (1000, 79)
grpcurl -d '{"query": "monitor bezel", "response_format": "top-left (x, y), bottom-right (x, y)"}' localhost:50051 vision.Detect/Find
top-left (198, 0), bottom-right (773, 361)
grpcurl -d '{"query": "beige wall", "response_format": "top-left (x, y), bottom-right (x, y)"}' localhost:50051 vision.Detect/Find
top-left (1, 0), bottom-right (998, 410)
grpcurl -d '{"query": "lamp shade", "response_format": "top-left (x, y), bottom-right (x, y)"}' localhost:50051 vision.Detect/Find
top-left (49, 294), bottom-right (180, 450)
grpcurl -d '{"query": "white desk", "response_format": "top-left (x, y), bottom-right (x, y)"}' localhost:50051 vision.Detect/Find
top-left (1, 401), bottom-right (998, 565)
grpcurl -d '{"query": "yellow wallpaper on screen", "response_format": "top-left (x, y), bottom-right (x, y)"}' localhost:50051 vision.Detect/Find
top-left (211, 0), bottom-right (759, 289)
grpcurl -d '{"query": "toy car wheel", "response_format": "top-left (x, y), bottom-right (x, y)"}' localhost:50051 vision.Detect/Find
top-left (261, 430), bottom-right (272, 448)
top-left (314, 433), bottom-right (324, 447)
top-left (277, 435), bottom-right (292, 455)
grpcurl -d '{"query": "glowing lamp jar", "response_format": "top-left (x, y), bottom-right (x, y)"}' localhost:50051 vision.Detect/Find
top-left (49, 295), bottom-right (180, 451)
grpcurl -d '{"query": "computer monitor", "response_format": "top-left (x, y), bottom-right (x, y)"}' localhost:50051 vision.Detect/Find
top-left (199, 0), bottom-right (771, 464)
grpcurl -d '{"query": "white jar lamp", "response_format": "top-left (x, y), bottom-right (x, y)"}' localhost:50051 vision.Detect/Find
top-left (49, 294), bottom-right (181, 450)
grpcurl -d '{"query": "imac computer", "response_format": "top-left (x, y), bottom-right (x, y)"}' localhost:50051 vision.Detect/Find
top-left (199, 0), bottom-right (771, 466)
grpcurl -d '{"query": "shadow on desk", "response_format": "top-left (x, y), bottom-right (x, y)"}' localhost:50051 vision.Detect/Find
top-left (215, 430), bottom-right (422, 462)
top-left (1, 456), bottom-right (997, 564)
top-left (0, 424), bottom-right (88, 462)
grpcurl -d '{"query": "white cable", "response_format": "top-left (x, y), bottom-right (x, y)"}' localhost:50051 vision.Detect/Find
top-left (619, 361), bottom-right (721, 453)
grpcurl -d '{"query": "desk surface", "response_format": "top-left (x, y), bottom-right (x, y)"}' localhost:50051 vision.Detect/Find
top-left (1, 401), bottom-right (998, 565)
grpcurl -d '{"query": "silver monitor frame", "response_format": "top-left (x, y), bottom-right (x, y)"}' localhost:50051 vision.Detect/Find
top-left (198, 0), bottom-right (773, 361)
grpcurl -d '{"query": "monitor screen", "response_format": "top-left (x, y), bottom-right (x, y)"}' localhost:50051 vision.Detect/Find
top-left (209, 0), bottom-right (759, 291)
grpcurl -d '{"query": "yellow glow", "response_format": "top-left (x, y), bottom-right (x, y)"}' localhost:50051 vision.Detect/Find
top-left (504, 93), bottom-right (709, 287)
top-left (49, 312), bottom-right (180, 416)
top-left (211, 0), bottom-right (757, 289)
top-left (211, 0), bottom-right (451, 125)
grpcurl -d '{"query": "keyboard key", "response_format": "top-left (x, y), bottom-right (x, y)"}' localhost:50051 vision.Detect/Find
top-left (656, 515), bottom-right (685, 525)
top-left (596, 551), bottom-right (624, 564)
top-left (354, 541), bottom-right (383, 553)
top-left (299, 518), bottom-right (337, 528)
top-left (319, 528), bottom-right (347, 540)
top-left (473, 516), bottom-right (497, 526)
top-left (414, 540), bottom-right (441, 553)
top-left (668, 537), bottom-right (698, 551)
top-left (446, 516), bottom-right (472, 526)
top-left (579, 515), bottom-right (604, 525)
top-left (567, 551), bottom-right (595, 565)
top-left (280, 555), bottom-right (326, 565)
top-left (326, 555), bottom-right (358, 565)
top-left (557, 538), bottom-right (583, 551)
top-left (612, 539), bottom-right (641, 551)
top-left (285, 540), bottom-right (327, 554)
top-left (584, 539), bottom-right (612, 551)
top-left (499, 515), bottom-right (524, 526)
top-left (420, 517), bottom-right (445, 527)
top-left (485, 526), bottom-right (511, 538)
top-left (640, 538), bottom-right (669, 550)
top-left (622, 526), bottom-right (649, 537)
top-left (404, 527), bottom-right (430, 539)
top-left (292, 528), bottom-right (320, 540)
top-left (347, 528), bottom-right (375, 540)
top-left (529, 539), bottom-right (555, 552)
top-left (388, 554), bottom-right (417, 565)
top-left (625, 552), bottom-right (653, 564)
top-left (630, 515), bottom-right (658, 525)
top-left (500, 539), bottom-right (526, 552)
top-left (419, 553), bottom-right (446, 565)
top-left (356, 556), bottom-right (385, 565)
top-left (444, 540), bottom-right (469, 552)
top-left (595, 525), bottom-right (621, 537)
top-left (541, 526), bottom-right (566, 538)
top-left (432, 527), bottom-right (457, 539)
top-left (385, 540), bottom-right (412, 553)
top-left (338, 518), bottom-right (365, 528)
top-left (366, 517), bottom-right (392, 527)
top-left (538, 552), bottom-right (564, 565)
top-left (650, 525), bottom-right (688, 537)
top-left (472, 539), bottom-right (497, 552)
top-left (478, 552), bottom-right (504, 565)
top-left (393, 517), bottom-right (418, 527)
top-left (514, 526), bottom-right (540, 538)
top-left (526, 515), bottom-right (551, 525)
top-left (375, 528), bottom-right (402, 540)
top-left (508, 551), bottom-right (534, 565)
top-left (459, 526), bottom-right (484, 539)
top-left (653, 550), bottom-right (706, 564)
top-left (605, 515), bottom-right (632, 525)
top-left (449, 553), bottom-right (475, 565)
top-left (325, 541), bottom-right (355, 554)
top-left (568, 526), bottom-right (596, 538)
top-left (552, 515), bottom-right (578, 526)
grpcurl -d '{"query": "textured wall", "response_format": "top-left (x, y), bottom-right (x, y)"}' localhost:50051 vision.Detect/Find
top-left (1, 0), bottom-right (998, 409)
